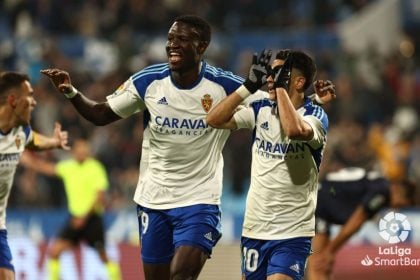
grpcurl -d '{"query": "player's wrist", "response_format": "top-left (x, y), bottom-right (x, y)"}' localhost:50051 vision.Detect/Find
top-left (236, 84), bottom-right (252, 99)
top-left (243, 79), bottom-right (260, 94)
top-left (313, 93), bottom-right (325, 104)
top-left (63, 86), bottom-right (80, 99)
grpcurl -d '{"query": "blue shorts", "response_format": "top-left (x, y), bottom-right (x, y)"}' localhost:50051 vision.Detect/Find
top-left (137, 204), bottom-right (222, 264)
top-left (0, 230), bottom-right (14, 272)
top-left (241, 236), bottom-right (312, 280)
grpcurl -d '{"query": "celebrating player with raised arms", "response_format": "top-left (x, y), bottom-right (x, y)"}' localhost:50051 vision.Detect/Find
top-left (0, 71), bottom-right (69, 280)
top-left (207, 50), bottom-right (330, 280)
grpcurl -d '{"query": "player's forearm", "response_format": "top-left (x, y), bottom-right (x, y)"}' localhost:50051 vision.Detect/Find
top-left (328, 207), bottom-right (367, 254)
top-left (69, 94), bottom-right (120, 126)
top-left (275, 88), bottom-right (312, 140)
top-left (28, 132), bottom-right (60, 150)
top-left (206, 93), bottom-right (242, 128)
top-left (20, 152), bottom-right (57, 176)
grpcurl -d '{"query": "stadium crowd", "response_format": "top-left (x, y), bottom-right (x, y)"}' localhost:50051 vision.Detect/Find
top-left (1, 0), bottom-right (418, 211)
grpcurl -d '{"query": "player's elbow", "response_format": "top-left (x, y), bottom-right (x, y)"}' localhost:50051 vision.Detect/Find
top-left (206, 114), bottom-right (224, 128)
top-left (284, 126), bottom-right (311, 140)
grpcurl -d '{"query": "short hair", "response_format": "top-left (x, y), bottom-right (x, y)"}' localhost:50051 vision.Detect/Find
top-left (0, 71), bottom-right (30, 100)
top-left (174, 15), bottom-right (211, 44)
top-left (276, 50), bottom-right (316, 92)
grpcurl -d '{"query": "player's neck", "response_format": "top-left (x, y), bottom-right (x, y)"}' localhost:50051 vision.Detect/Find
top-left (0, 107), bottom-right (15, 134)
top-left (171, 63), bottom-right (202, 89)
top-left (289, 91), bottom-right (304, 109)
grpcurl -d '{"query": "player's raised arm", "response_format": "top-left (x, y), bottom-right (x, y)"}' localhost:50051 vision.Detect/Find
top-left (310, 80), bottom-right (337, 105)
top-left (206, 49), bottom-right (271, 129)
top-left (273, 53), bottom-right (315, 140)
top-left (41, 68), bottom-right (121, 126)
top-left (26, 122), bottom-right (70, 151)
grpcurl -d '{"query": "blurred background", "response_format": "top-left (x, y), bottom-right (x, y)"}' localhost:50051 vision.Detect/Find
top-left (1, 0), bottom-right (419, 279)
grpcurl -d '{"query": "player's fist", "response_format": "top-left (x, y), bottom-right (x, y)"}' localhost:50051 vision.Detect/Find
top-left (243, 49), bottom-right (272, 93)
top-left (313, 80), bottom-right (336, 104)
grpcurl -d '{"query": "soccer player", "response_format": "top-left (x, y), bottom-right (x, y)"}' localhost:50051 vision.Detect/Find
top-left (306, 167), bottom-right (415, 280)
top-left (40, 15), bottom-right (334, 279)
top-left (20, 138), bottom-right (121, 280)
top-left (41, 15), bottom-right (251, 280)
top-left (206, 49), bottom-right (328, 280)
top-left (0, 71), bottom-right (69, 280)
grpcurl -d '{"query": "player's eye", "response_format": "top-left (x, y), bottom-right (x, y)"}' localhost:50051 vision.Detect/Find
top-left (268, 65), bottom-right (282, 77)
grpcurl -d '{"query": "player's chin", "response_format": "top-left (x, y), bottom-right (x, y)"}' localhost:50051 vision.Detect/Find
top-left (268, 89), bottom-right (276, 100)
top-left (18, 118), bottom-right (31, 126)
top-left (168, 61), bottom-right (182, 71)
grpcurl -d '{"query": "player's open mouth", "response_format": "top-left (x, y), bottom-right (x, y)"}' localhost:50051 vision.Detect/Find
top-left (169, 52), bottom-right (182, 63)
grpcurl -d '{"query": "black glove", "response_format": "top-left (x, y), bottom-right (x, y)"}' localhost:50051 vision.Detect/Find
top-left (274, 53), bottom-right (293, 92)
top-left (243, 49), bottom-right (272, 93)
top-left (275, 49), bottom-right (290, 60)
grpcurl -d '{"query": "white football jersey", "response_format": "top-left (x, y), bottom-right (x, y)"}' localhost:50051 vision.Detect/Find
top-left (107, 62), bottom-right (246, 209)
top-left (234, 97), bottom-right (328, 240)
top-left (0, 126), bottom-right (33, 229)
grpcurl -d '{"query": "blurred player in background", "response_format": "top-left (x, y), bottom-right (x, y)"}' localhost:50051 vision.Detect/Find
top-left (21, 138), bottom-right (121, 280)
top-left (306, 167), bottom-right (415, 280)
top-left (0, 71), bottom-right (69, 280)
top-left (207, 50), bottom-right (330, 280)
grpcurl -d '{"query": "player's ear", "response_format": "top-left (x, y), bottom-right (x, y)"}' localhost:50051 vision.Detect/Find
top-left (295, 76), bottom-right (306, 91)
top-left (7, 93), bottom-right (17, 108)
top-left (198, 41), bottom-right (209, 55)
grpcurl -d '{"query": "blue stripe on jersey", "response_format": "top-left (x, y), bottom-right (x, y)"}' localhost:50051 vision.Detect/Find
top-left (203, 63), bottom-right (244, 95)
top-left (132, 63), bottom-right (168, 80)
top-left (250, 99), bottom-right (274, 143)
top-left (301, 97), bottom-right (328, 172)
top-left (132, 63), bottom-right (170, 99)
top-left (250, 99), bottom-right (273, 122)
top-left (302, 97), bottom-right (328, 134)
top-left (23, 125), bottom-right (31, 142)
top-left (307, 144), bottom-right (324, 172)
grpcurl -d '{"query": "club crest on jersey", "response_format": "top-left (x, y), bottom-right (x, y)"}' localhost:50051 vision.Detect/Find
top-left (112, 81), bottom-right (129, 97)
top-left (201, 94), bottom-right (213, 113)
top-left (15, 135), bottom-right (21, 149)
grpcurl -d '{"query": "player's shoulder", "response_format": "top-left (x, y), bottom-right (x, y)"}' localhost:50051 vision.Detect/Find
top-left (302, 97), bottom-right (327, 117)
top-left (203, 62), bottom-right (244, 86)
top-left (302, 97), bottom-right (329, 130)
top-left (131, 63), bottom-right (170, 82)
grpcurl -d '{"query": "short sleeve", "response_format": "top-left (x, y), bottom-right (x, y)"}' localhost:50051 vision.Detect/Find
top-left (106, 78), bottom-right (146, 118)
top-left (233, 106), bottom-right (256, 129)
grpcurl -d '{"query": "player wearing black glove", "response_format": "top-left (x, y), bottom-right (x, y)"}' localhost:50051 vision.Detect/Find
top-left (236, 49), bottom-right (272, 99)
top-left (273, 52), bottom-right (293, 92)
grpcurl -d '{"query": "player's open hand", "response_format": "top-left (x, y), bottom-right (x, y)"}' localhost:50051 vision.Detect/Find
top-left (40, 68), bottom-right (74, 95)
top-left (53, 122), bottom-right (70, 150)
top-left (243, 49), bottom-right (272, 93)
top-left (313, 80), bottom-right (336, 104)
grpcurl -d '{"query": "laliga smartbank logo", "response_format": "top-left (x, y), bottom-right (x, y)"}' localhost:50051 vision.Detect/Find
top-left (361, 211), bottom-right (420, 267)
top-left (379, 211), bottom-right (411, 243)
